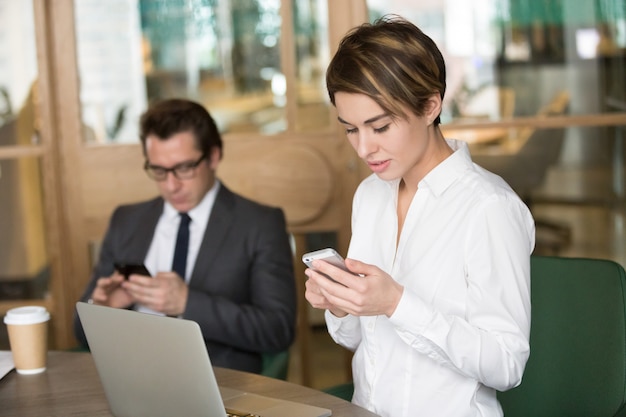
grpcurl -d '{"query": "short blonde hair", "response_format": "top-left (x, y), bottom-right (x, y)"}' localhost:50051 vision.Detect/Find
top-left (326, 15), bottom-right (446, 125)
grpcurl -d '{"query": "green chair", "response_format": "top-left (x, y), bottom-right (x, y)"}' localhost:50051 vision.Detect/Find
top-left (498, 255), bottom-right (626, 416)
top-left (261, 350), bottom-right (290, 380)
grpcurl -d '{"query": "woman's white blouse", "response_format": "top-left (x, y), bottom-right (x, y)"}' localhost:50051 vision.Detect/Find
top-left (326, 139), bottom-right (535, 417)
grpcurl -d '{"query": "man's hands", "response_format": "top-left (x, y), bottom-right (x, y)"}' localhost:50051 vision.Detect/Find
top-left (90, 271), bottom-right (188, 316)
top-left (89, 272), bottom-right (133, 309)
top-left (304, 258), bottom-right (403, 318)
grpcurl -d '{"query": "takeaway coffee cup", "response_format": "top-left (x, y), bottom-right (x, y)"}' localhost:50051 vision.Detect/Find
top-left (4, 306), bottom-right (50, 375)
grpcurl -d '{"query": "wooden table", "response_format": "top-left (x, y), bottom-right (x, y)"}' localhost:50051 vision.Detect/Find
top-left (0, 352), bottom-right (378, 417)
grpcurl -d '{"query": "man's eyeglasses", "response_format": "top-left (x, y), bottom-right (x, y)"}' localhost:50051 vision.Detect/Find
top-left (144, 154), bottom-right (206, 181)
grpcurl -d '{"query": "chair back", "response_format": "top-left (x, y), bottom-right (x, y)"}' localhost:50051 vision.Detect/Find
top-left (261, 350), bottom-right (290, 380)
top-left (498, 255), bottom-right (626, 417)
top-left (472, 91), bottom-right (570, 199)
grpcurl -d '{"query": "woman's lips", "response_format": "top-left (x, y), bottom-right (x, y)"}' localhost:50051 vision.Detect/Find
top-left (367, 159), bottom-right (390, 173)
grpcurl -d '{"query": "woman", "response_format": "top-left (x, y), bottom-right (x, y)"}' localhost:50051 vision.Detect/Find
top-left (304, 16), bottom-right (535, 417)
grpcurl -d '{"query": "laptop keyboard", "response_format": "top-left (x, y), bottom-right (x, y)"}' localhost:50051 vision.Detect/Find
top-left (225, 408), bottom-right (261, 417)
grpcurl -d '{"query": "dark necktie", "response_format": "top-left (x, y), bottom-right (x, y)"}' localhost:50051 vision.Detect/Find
top-left (172, 212), bottom-right (191, 280)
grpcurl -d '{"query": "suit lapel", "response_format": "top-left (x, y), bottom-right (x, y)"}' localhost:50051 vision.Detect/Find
top-left (189, 185), bottom-right (236, 283)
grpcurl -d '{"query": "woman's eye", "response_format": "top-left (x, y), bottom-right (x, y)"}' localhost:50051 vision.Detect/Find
top-left (374, 124), bottom-right (390, 134)
top-left (346, 127), bottom-right (357, 134)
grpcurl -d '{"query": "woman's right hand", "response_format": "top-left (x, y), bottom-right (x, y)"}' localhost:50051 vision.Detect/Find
top-left (304, 266), bottom-right (348, 317)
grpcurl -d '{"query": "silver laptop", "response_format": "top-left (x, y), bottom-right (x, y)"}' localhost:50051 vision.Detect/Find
top-left (76, 302), bottom-right (331, 417)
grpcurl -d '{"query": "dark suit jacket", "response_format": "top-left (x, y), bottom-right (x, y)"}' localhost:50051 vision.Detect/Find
top-left (74, 183), bottom-right (296, 373)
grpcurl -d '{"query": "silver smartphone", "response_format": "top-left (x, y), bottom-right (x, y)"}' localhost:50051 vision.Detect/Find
top-left (302, 248), bottom-right (352, 282)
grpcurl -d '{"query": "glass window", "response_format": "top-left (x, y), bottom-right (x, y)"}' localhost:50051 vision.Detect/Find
top-left (75, 0), bottom-right (335, 141)
top-left (0, 0), bottom-right (38, 134)
top-left (0, 0), bottom-right (49, 313)
top-left (140, 0), bottom-right (286, 134)
top-left (367, 0), bottom-right (626, 121)
top-left (293, 0), bottom-right (331, 132)
top-left (74, 0), bottom-right (147, 143)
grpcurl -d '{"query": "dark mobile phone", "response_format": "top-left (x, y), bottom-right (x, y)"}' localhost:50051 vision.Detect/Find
top-left (114, 262), bottom-right (151, 280)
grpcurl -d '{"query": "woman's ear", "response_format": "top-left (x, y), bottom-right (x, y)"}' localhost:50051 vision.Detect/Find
top-left (425, 93), bottom-right (442, 125)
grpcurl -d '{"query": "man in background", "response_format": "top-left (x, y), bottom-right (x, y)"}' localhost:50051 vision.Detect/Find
top-left (74, 98), bottom-right (296, 373)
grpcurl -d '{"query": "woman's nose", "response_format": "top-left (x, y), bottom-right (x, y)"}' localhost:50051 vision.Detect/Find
top-left (355, 133), bottom-right (376, 159)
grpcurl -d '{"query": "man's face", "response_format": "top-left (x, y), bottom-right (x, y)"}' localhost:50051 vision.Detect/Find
top-left (145, 130), bottom-right (219, 212)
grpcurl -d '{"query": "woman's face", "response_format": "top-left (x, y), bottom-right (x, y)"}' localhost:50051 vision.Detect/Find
top-left (334, 92), bottom-right (440, 186)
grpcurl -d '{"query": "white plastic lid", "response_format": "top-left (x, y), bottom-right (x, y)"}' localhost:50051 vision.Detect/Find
top-left (4, 306), bottom-right (50, 325)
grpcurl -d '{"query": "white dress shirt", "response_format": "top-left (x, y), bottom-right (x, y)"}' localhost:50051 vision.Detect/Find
top-left (137, 181), bottom-right (219, 315)
top-left (326, 140), bottom-right (535, 417)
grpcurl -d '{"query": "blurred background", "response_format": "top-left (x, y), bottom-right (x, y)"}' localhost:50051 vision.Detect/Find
top-left (0, 0), bottom-right (624, 389)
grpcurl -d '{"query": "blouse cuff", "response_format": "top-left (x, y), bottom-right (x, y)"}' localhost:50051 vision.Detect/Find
top-left (388, 289), bottom-right (433, 333)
